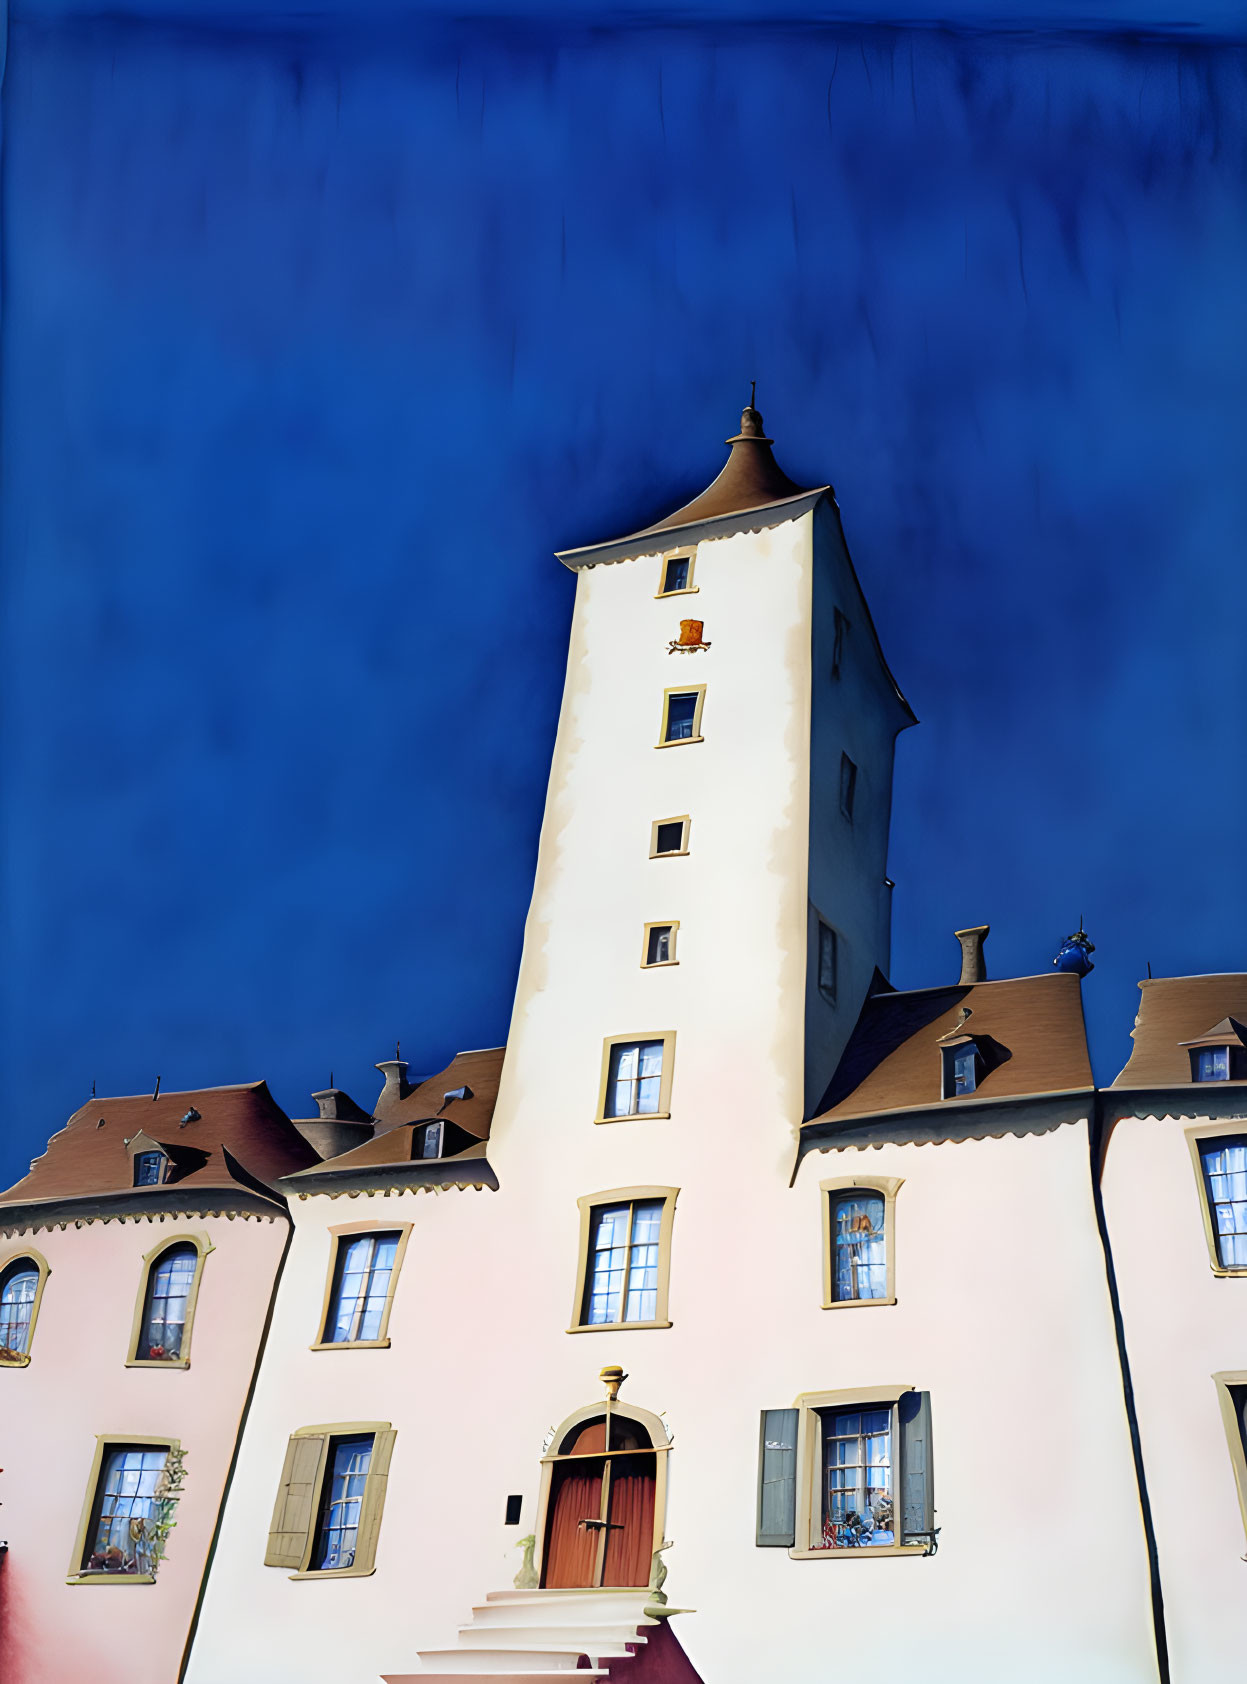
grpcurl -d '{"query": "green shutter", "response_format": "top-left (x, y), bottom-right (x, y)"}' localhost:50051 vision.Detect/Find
top-left (756, 1409), bottom-right (798, 1547)
top-left (899, 1390), bottom-right (934, 1544)
top-left (353, 1428), bottom-right (396, 1574)
top-left (264, 1434), bottom-right (327, 1569)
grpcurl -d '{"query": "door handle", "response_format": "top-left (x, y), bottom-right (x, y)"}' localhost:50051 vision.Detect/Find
top-left (577, 1518), bottom-right (623, 1531)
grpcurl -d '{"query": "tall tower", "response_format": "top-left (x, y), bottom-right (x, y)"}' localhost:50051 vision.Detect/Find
top-left (492, 397), bottom-right (914, 1172)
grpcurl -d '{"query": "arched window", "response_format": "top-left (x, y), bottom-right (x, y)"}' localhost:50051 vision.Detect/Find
top-left (0, 1256), bottom-right (44, 1362)
top-left (128, 1235), bottom-right (211, 1367)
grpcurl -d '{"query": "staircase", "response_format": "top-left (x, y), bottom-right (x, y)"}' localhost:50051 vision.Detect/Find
top-left (382, 1587), bottom-right (663, 1683)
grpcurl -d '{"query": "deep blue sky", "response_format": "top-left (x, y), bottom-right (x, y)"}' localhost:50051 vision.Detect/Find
top-left (1, 4), bottom-right (1245, 1188)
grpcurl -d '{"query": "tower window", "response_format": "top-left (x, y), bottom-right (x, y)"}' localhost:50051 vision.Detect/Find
top-left (839, 754), bottom-right (857, 820)
top-left (650, 816), bottom-right (690, 858)
top-left (643, 923), bottom-right (678, 968)
top-left (817, 922), bottom-right (838, 1005)
top-left (659, 688), bottom-right (706, 746)
top-left (596, 1032), bottom-right (676, 1123)
top-left (831, 609), bottom-right (849, 680)
top-left (657, 550), bottom-right (697, 597)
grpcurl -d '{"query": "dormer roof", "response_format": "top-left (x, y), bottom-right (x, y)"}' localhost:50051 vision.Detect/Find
top-left (370, 1046), bottom-right (504, 1140)
top-left (0, 1081), bottom-right (318, 1228)
top-left (807, 971), bottom-right (1093, 1129)
top-left (557, 400), bottom-right (826, 570)
top-left (1112, 975), bottom-right (1247, 1087)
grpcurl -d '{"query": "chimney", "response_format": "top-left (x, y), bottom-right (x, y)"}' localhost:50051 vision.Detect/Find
top-left (374, 1058), bottom-right (412, 1110)
top-left (954, 925), bottom-right (990, 985)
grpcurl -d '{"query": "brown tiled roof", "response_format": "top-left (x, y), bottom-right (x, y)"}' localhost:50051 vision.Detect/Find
top-left (809, 972), bottom-right (1093, 1125)
top-left (0, 1082), bottom-right (318, 1212)
top-left (372, 1047), bottom-right (504, 1141)
top-left (1112, 975), bottom-right (1247, 1087)
top-left (287, 1133), bottom-right (491, 1184)
top-left (557, 404), bottom-right (822, 568)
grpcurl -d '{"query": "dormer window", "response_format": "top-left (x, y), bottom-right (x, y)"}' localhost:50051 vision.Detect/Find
top-left (419, 1121), bottom-right (443, 1160)
top-left (134, 1151), bottom-right (168, 1187)
top-left (1195, 1047), bottom-right (1231, 1083)
top-left (1180, 1019), bottom-right (1247, 1083)
top-left (941, 1043), bottom-right (981, 1099)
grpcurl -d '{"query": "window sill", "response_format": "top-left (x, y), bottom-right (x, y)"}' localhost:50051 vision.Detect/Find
top-left (1207, 1264), bottom-right (1247, 1278)
top-left (566, 1319), bottom-right (672, 1334)
top-left (594, 1112), bottom-right (671, 1126)
top-left (308, 1338), bottom-right (392, 1352)
top-left (287, 1565), bottom-right (377, 1581)
top-left (655, 586), bottom-right (700, 599)
top-left (125, 1357), bottom-right (190, 1369)
top-left (820, 1295), bottom-right (897, 1311)
top-left (0, 1353), bottom-right (31, 1368)
top-left (66, 1573), bottom-right (157, 1586)
top-left (649, 850), bottom-right (690, 860)
top-left (640, 960), bottom-right (679, 970)
top-left (788, 1545), bottom-right (926, 1561)
top-left (655, 737), bottom-right (703, 750)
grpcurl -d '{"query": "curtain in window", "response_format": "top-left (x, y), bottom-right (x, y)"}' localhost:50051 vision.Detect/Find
top-left (1203, 1142), bottom-right (1247, 1267)
top-left (87, 1446), bottom-right (169, 1574)
top-left (0, 1266), bottom-right (37, 1357)
top-left (142, 1245), bottom-right (197, 1359)
top-left (833, 1194), bottom-right (886, 1301)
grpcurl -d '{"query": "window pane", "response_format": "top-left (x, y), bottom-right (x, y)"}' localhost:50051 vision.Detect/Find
top-left (134, 1153), bottom-right (164, 1186)
top-left (0, 1267), bottom-right (38, 1357)
top-left (663, 557), bottom-right (689, 593)
top-left (1203, 1141), bottom-right (1247, 1267)
top-left (142, 1244), bottom-right (198, 1360)
top-left (821, 1409), bottom-right (894, 1549)
top-left (665, 694), bottom-right (698, 741)
top-left (818, 924), bottom-right (837, 999)
top-left (647, 927), bottom-right (672, 965)
top-left (314, 1436), bottom-right (373, 1570)
top-left (1196, 1047), bottom-right (1231, 1082)
top-left (86, 1446), bottom-right (169, 1574)
top-left (606, 1041), bottom-right (664, 1117)
top-left (833, 1194), bottom-right (886, 1301)
top-left (586, 1204), bottom-right (631, 1324)
top-left (623, 1201), bottom-right (663, 1322)
top-left (420, 1121), bottom-right (443, 1159)
top-left (328, 1233), bottom-right (399, 1342)
top-left (654, 822), bottom-right (684, 854)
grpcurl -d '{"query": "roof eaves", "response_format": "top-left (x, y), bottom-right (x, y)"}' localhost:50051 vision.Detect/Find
top-left (555, 488), bottom-right (828, 571)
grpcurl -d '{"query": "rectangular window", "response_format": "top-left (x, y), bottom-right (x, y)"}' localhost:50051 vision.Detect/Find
top-left (139, 1244), bottom-right (198, 1361)
top-left (831, 1192), bottom-right (886, 1302)
top-left (643, 923), bottom-right (678, 967)
top-left (323, 1233), bottom-right (400, 1344)
top-left (312, 1435), bottom-right (373, 1571)
top-left (1195, 1046), bottom-right (1231, 1082)
top-left (821, 1408), bottom-right (894, 1548)
top-left (570, 1187), bottom-right (678, 1332)
top-left (942, 1043), bottom-right (979, 1098)
top-left (658, 552), bottom-right (696, 596)
top-left (657, 687), bottom-right (706, 747)
top-left (839, 754), bottom-right (857, 819)
top-left (134, 1152), bottom-right (166, 1187)
top-left (419, 1120), bottom-right (443, 1159)
top-left (82, 1445), bottom-right (170, 1576)
top-left (831, 608), bottom-right (848, 680)
top-left (605, 1040), bottom-right (664, 1117)
top-left (1201, 1139), bottom-right (1247, 1269)
top-left (1214, 1372), bottom-right (1247, 1542)
top-left (650, 817), bottom-right (690, 858)
top-left (817, 922), bottom-right (838, 1004)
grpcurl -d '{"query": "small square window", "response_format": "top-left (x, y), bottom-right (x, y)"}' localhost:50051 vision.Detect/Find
top-left (831, 609), bottom-right (849, 680)
top-left (839, 754), bottom-right (857, 820)
top-left (651, 817), bottom-right (690, 858)
top-left (643, 923), bottom-right (678, 967)
top-left (817, 922), bottom-right (838, 1004)
top-left (1194, 1046), bottom-right (1231, 1082)
top-left (662, 690), bottom-right (703, 743)
top-left (942, 1044), bottom-right (980, 1098)
top-left (419, 1120), bottom-right (443, 1159)
top-left (134, 1152), bottom-right (167, 1187)
top-left (657, 550), bottom-right (696, 596)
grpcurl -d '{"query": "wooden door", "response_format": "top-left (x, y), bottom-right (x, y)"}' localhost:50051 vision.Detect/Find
top-left (543, 1457), bottom-right (605, 1588)
top-left (542, 1417), bottom-right (658, 1590)
top-left (601, 1451), bottom-right (657, 1587)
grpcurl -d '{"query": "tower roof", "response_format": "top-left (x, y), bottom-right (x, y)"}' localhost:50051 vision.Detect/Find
top-left (557, 397), bottom-right (825, 570)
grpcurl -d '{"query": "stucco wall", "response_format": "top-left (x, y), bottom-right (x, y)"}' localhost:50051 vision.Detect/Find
top-left (1101, 1110), bottom-right (1247, 1681)
top-left (0, 1211), bottom-right (288, 1684)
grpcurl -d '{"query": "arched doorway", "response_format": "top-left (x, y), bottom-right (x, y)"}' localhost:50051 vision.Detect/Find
top-left (538, 1402), bottom-right (668, 1590)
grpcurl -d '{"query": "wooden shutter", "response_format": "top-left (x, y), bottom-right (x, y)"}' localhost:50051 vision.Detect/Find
top-left (353, 1428), bottom-right (396, 1574)
top-left (756, 1409), bottom-right (798, 1547)
top-left (264, 1433), bottom-right (327, 1568)
top-left (899, 1390), bottom-right (934, 1543)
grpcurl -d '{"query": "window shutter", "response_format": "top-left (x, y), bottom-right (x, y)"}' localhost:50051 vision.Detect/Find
top-left (353, 1428), bottom-right (396, 1574)
top-left (899, 1390), bottom-right (934, 1543)
top-left (264, 1434), bottom-right (327, 1569)
top-left (756, 1409), bottom-right (798, 1547)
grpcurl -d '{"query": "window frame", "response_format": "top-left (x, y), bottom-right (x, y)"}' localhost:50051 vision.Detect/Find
top-left (816, 920), bottom-right (839, 1005)
top-left (126, 1232), bottom-right (214, 1370)
top-left (819, 1177), bottom-right (903, 1310)
top-left (568, 1186), bottom-right (679, 1334)
top-left (790, 1385), bottom-right (928, 1561)
top-left (594, 1031), bottom-right (677, 1124)
top-left (655, 547), bottom-right (698, 599)
top-left (649, 815), bottom-right (691, 859)
top-left (1186, 1121), bottom-right (1247, 1277)
top-left (311, 1222), bottom-right (413, 1352)
top-left (418, 1120), bottom-right (444, 1160)
top-left (67, 1434), bottom-right (178, 1586)
top-left (0, 1246), bottom-right (52, 1368)
top-left (831, 608), bottom-right (849, 680)
top-left (641, 921), bottom-right (679, 969)
top-left (1213, 1370), bottom-right (1247, 1543)
top-left (839, 752), bottom-right (857, 820)
top-left (133, 1151), bottom-right (169, 1187)
top-left (266, 1420), bottom-right (396, 1580)
top-left (656, 686), bottom-right (707, 749)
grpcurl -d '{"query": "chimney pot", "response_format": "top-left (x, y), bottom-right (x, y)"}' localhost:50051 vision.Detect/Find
top-left (954, 925), bottom-right (990, 985)
top-left (374, 1059), bottom-right (411, 1110)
